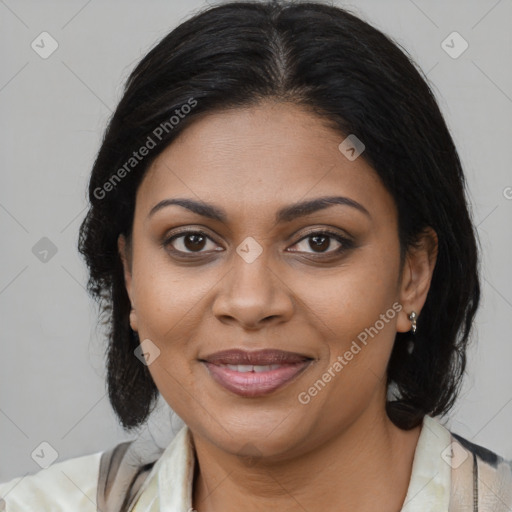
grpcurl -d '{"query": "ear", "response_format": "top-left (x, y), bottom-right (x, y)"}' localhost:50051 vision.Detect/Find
top-left (396, 227), bottom-right (438, 333)
top-left (117, 234), bottom-right (138, 332)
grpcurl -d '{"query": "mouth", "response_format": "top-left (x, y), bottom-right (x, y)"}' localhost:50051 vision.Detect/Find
top-left (199, 349), bottom-right (314, 397)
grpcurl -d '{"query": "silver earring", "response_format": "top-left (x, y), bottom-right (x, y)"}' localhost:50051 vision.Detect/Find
top-left (408, 311), bottom-right (417, 334)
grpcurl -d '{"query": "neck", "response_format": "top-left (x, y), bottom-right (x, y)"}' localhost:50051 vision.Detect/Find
top-left (191, 404), bottom-right (421, 512)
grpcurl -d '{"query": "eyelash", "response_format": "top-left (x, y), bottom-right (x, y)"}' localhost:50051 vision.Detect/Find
top-left (162, 228), bottom-right (354, 258)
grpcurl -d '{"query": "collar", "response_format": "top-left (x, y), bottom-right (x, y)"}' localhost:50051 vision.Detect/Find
top-left (131, 415), bottom-right (452, 511)
top-left (401, 415), bottom-right (452, 511)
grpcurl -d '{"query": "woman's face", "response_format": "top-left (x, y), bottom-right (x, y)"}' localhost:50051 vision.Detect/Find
top-left (119, 101), bottom-right (430, 460)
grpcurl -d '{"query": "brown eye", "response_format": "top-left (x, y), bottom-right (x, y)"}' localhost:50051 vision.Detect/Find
top-left (182, 233), bottom-right (207, 251)
top-left (308, 234), bottom-right (332, 252)
top-left (288, 230), bottom-right (352, 255)
top-left (164, 231), bottom-right (221, 254)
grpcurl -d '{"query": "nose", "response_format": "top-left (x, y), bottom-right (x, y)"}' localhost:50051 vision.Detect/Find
top-left (211, 249), bottom-right (294, 330)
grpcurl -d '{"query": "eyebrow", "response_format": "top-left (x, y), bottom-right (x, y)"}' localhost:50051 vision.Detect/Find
top-left (147, 195), bottom-right (371, 223)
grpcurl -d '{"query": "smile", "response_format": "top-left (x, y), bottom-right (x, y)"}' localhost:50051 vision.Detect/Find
top-left (202, 359), bottom-right (312, 397)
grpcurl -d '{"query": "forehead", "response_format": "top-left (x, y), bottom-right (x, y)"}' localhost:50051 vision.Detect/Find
top-left (135, 101), bottom-right (395, 225)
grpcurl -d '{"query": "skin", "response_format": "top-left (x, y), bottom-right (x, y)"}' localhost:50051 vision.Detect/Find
top-left (118, 100), bottom-right (438, 512)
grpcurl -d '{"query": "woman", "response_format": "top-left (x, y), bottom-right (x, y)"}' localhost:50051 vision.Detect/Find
top-left (1, 1), bottom-right (511, 510)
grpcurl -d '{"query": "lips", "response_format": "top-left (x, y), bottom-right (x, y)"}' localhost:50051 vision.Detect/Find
top-left (200, 349), bottom-right (313, 397)
top-left (202, 349), bottom-right (310, 365)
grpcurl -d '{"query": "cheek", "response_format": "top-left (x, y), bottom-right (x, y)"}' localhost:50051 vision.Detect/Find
top-left (294, 246), bottom-right (400, 340)
top-left (146, 363), bottom-right (200, 429)
top-left (292, 243), bottom-right (401, 397)
top-left (130, 243), bottom-right (213, 334)
top-left (297, 300), bottom-right (399, 430)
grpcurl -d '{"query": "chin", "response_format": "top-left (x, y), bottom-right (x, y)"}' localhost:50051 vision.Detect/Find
top-left (190, 404), bottom-right (317, 459)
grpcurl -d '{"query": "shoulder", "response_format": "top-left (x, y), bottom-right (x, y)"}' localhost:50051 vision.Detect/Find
top-left (451, 431), bottom-right (512, 482)
top-left (451, 432), bottom-right (510, 468)
top-left (0, 436), bottom-right (163, 512)
top-left (0, 450), bottom-right (103, 511)
top-left (417, 416), bottom-right (512, 510)
top-left (449, 430), bottom-right (512, 510)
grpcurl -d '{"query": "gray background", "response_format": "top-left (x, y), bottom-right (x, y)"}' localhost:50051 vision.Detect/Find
top-left (1, 0), bottom-right (511, 482)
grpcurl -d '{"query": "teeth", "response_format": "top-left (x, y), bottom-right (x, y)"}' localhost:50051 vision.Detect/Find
top-left (224, 364), bottom-right (283, 372)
